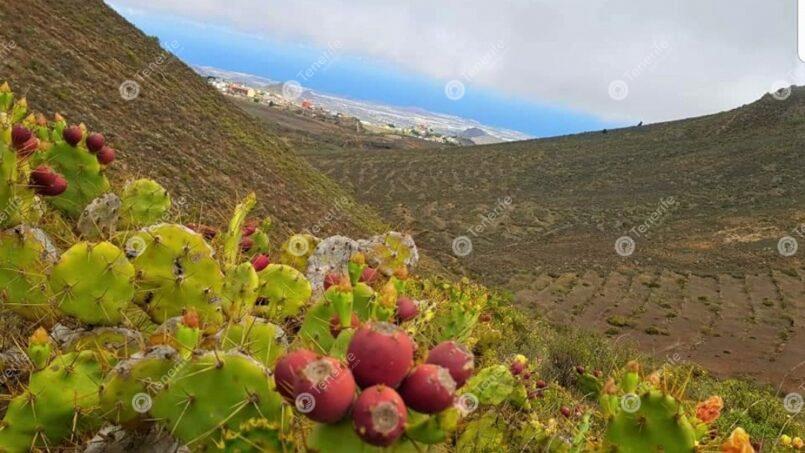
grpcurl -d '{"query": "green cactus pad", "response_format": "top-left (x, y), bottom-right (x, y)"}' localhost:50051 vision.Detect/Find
top-left (221, 262), bottom-right (259, 319)
top-left (297, 300), bottom-right (337, 354)
top-left (0, 351), bottom-right (105, 452)
top-left (218, 316), bottom-right (287, 367)
top-left (278, 233), bottom-right (319, 271)
top-left (33, 140), bottom-right (110, 218)
top-left (0, 226), bottom-right (55, 321)
top-left (150, 351), bottom-right (288, 448)
top-left (119, 179), bottom-right (171, 228)
top-left (50, 241), bottom-right (135, 325)
top-left (127, 224), bottom-right (224, 325)
top-left (99, 346), bottom-right (179, 425)
top-left (604, 390), bottom-right (697, 452)
top-left (254, 264), bottom-right (311, 320)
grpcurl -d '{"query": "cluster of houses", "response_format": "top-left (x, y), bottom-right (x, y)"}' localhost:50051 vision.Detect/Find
top-left (204, 76), bottom-right (473, 145)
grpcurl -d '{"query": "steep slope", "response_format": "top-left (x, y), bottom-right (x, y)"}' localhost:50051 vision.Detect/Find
top-left (0, 0), bottom-right (385, 239)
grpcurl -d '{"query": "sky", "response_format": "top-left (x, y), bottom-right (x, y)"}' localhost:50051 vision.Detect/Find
top-left (108, 1), bottom-right (805, 138)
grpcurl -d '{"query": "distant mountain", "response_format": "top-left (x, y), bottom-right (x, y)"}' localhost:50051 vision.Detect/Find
top-left (193, 66), bottom-right (531, 143)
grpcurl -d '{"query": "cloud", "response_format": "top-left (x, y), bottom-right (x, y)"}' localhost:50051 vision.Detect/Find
top-left (109, 0), bottom-right (804, 123)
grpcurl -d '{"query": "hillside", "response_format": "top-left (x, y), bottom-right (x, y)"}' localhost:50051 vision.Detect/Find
top-left (0, 0), bottom-right (387, 242)
top-left (298, 89), bottom-right (805, 389)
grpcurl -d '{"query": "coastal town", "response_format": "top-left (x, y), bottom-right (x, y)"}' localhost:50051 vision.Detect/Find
top-left (203, 74), bottom-right (496, 146)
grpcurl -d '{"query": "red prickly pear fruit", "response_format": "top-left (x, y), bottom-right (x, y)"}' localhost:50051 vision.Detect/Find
top-left (522, 371), bottom-right (531, 380)
top-left (41, 175), bottom-right (67, 196)
top-left (426, 341), bottom-right (474, 388)
top-left (242, 222), bottom-right (257, 237)
top-left (293, 357), bottom-right (356, 423)
top-left (274, 349), bottom-right (317, 402)
top-left (359, 267), bottom-right (379, 284)
top-left (575, 366), bottom-right (585, 375)
top-left (63, 125), bottom-right (83, 146)
top-left (352, 385), bottom-right (408, 447)
top-left (399, 364), bottom-right (456, 414)
top-left (30, 165), bottom-right (57, 187)
top-left (329, 312), bottom-right (360, 339)
top-left (17, 137), bottom-right (40, 159)
top-left (510, 361), bottom-right (524, 376)
top-left (11, 125), bottom-right (32, 148)
top-left (86, 133), bottom-right (105, 153)
top-left (347, 322), bottom-right (415, 389)
top-left (479, 312), bottom-right (492, 323)
top-left (395, 297), bottom-right (419, 322)
top-left (323, 272), bottom-right (342, 290)
top-left (251, 254), bottom-right (270, 271)
top-left (560, 406), bottom-right (572, 418)
top-left (181, 309), bottom-right (200, 328)
top-left (593, 370), bottom-right (603, 378)
top-left (535, 379), bottom-right (547, 389)
top-left (240, 236), bottom-right (253, 252)
top-left (96, 146), bottom-right (116, 165)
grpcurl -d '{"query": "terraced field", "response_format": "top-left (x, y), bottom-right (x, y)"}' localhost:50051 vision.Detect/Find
top-left (513, 267), bottom-right (804, 391)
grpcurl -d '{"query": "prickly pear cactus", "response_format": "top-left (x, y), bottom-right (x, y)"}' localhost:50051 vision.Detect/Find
top-left (358, 231), bottom-right (418, 276)
top-left (599, 362), bottom-right (704, 453)
top-left (0, 350), bottom-right (105, 452)
top-left (218, 316), bottom-right (287, 367)
top-left (119, 179), bottom-right (171, 228)
top-left (149, 351), bottom-right (289, 449)
top-left (32, 122), bottom-right (110, 218)
top-left (221, 261), bottom-right (259, 319)
top-left (279, 233), bottom-right (319, 271)
top-left (0, 225), bottom-right (56, 320)
top-left (254, 263), bottom-right (312, 320)
top-left (50, 241), bottom-right (135, 325)
top-left (77, 193), bottom-right (121, 239)
top-left (127, 223), bottom-right (224, 325)
top-left (99, 346), bottom-right (179, 425)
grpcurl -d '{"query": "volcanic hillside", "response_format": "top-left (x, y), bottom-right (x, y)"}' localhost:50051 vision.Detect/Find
top-left (300, 88), bottom-right (805, 388)
top-left (0, 0), bottom-right (386, 241)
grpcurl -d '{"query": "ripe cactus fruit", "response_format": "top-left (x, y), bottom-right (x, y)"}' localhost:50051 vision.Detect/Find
top-left (11, 124), bottom-right (31, 148)
top-left (62, 124), bottom-right (83, 146)
top-left (251, 253), bottom-right (270, 271)
top-left (119, 179), bottom-right (171, 228)
top-left (29, 165), bottom-right (67, 196)
top-left (128, 223), bottom-right (224, 325)
top-left (399, 364), bottom-right (457, 414)
top-left (323, 272), bottom-right (341, 290)
top-left (396, 296), bottom-right (419, 322)
top-left (50, 241), bottom-right (135, 325)
top-left (347, 322), bottom-right (415, 389)
top-left (293, 356), bottom-right (356, 423)
top-left (150, 351), bottom-right (288, 448)
top-left (254, 264), bottom-right (312, 320)
top-left (85, 132), bottom-right (105, 153)
top-left (0, 226), bottom-right (55, 320)
top-left (77, 193), bottom-right (121, 239)
top-left (329, 312), bottom-right (360, 339)
top-left (426, 341), bottom-right (474, 388)
top-left (274, 348), bottom-right (318, 401)
top-left (96, 146), bottom-right (115, 165)
top-left (352, 385), bottom-right (408, 447)
top-left (359, 266), bottom-right (379, 284)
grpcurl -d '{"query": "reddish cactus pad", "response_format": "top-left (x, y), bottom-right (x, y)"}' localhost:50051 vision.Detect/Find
top-left (426, 341), bottom-right (474, 388)
top-left (399, 364), bottom-right (456, 414)
top-left (293, 357), bottom-right (356, 423)
top-left (274, 349), bottom-right (317, 401)
top-left (347, 322), bottom-right (415, 389)
top-left (352, 385), bottom-right (408, 447)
